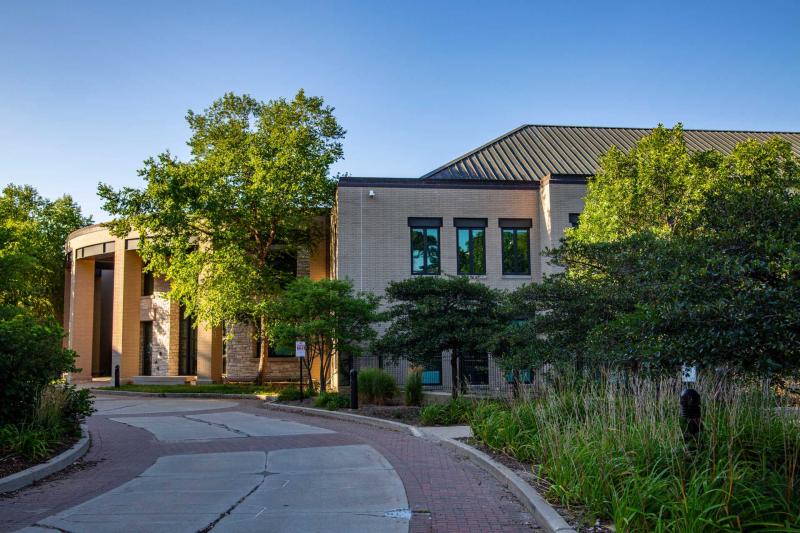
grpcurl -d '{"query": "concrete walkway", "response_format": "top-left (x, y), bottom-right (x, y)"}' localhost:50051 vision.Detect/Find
top-left (2, 395), bottom-right (537, 533)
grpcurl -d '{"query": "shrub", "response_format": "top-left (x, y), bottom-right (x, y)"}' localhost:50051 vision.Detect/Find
top-left (469, 375), bottom-right (800, 531)
top-left (357, 368), bottom-right (397, 405)
top-left (404, 368), bottom-right (424, 406)
top-left (419, 397), bottom-right (474, 426)
top-left (0, 306), bottom-right (76, 425)
top-left (313, 392), bottom-right (350, 410)
top-left (0, 384), bottom-right (94, 461)
top-left (277, 387), bottom-right (304, 402)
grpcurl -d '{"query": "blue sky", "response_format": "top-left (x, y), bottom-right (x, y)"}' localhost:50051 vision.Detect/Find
top-left (1, 0), bottom-right (798, 220)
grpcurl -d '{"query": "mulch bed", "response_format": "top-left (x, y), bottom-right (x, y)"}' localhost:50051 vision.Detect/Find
top-left (460, 438), bottom-right (613, 533)
top-left (0, 435), bottom-right (78, 480)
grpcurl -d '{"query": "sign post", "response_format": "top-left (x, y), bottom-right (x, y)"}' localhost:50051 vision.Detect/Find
top-left (295, 341), bottom-right (306, 401)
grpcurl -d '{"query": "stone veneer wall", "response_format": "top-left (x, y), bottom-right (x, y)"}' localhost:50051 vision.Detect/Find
top-left (138, 276), bottom-right (175, 376)
top-left (225, 321), bottom-right (260, 381)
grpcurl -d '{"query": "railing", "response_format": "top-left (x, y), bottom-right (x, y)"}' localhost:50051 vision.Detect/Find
top-left (354, 353), bottom-right (546, 399)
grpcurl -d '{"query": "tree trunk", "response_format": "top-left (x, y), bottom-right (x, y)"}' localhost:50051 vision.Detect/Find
top-left (450, 349), bottom-right (459, 399)
top-left (257, 316), bottom-right (269, 384)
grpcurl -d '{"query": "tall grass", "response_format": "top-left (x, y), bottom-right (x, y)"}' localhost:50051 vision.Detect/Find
top-left (470, 374), bottom-right (800, 532)
top-left (0, 384), bottom-right (93, 461)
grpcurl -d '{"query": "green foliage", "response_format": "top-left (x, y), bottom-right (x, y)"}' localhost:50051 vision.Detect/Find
top-left (469, 376), bottom-right (800, 531)
top-left (419, 397), bottom-right (474, 426)
top-left (313, 391), bottom-right (350, 410)
top-left (0, 184), bottom-right (91, 317)
top-left (376, 276), bottom-right (505, 398)
top-left (0, 384), bottom-right (94, 461)
top-left (276, 386), bottom-right (316, 401)
top-left (98, 91), bottom-right (344, 330)
top-left (265, 277), bottom-right (381, 392)
top-left (357, 368), bottom-right (397, 405)
top-left (501, 125), bottom-right (800, 378)
top-left (404, 368), bottom-right (424, 406)
top-left (0, 306), bottom-right (77, 425)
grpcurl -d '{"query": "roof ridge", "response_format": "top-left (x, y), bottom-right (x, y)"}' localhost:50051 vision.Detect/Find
top-left (420, 124), bottom-right (530, 180)
top-left (523, 124), bottom-right (800, 135)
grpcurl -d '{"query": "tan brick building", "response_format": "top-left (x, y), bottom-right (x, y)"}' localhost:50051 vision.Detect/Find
top-left (64, 125), bottom-right (800, 388)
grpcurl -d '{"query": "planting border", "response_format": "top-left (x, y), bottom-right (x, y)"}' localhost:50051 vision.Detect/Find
top-left (0, 424), bottom-right (90, 494)
top-left (94, 390), bottom-right (274, 400)
top-left (262, 401), bottom-right (425, 437)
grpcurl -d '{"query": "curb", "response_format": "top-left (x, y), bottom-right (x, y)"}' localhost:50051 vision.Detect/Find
top-left (93, 390), bottom-right (274, 400)
top-left (262, 401), bottom-right (574, 532)
top-left (437, 438), bottom-right (576, 533)
top-left (0, 424), bottom-right (91, 494)
top-left (262, 401), bottom-right (425, 437)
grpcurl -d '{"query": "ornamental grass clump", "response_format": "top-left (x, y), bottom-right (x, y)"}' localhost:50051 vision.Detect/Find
top-left (469, 374), bottom-right (800, 532)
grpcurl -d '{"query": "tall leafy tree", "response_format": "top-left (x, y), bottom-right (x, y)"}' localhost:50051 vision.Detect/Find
top-left (376, 276), bottom-right (504, 398)
top-left (99, 91), bottom-right (344, 376)
top-left (0, 184), bottom-right (91, 318)
top-left (507, 125), bottom-right (800, 379)
top-left (263, 278), bottom-right (381, 392)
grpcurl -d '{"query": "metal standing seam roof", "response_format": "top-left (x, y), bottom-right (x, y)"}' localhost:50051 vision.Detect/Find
top-left (420, 125), bottom-right (800, 182)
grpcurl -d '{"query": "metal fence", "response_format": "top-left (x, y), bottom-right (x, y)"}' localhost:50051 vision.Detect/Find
top-left (352, 353), bottom-right (547, 399)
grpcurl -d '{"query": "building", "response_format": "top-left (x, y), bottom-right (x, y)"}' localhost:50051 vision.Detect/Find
top-left (64, 125), bottom-right (800, 387)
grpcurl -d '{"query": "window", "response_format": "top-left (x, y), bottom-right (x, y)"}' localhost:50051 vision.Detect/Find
top-left (140, 321), bottom-right (153, 376)
top-left (569, 212), bottom-right (581, 228)
top-left (408, 217), bottom-right (442, 275)
top-left (499, 219), bottom-right (532, 275)
top-left (422, 358), bottom-right (442, 386)
top-left (454, 218), bottom-right (487, 275)
top-left (178, 306), bottom-right (197, 375)
top-left (142, 270), bottom-right (154, 296)
top-left (269, 341), bottom-right (295, 358)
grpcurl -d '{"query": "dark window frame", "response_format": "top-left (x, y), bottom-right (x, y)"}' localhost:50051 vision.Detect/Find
top-left (569, 212), bottom-right (581, 228)
top-left (140, 321), bottom-right (153, 376)
top-left (142, 270), bottom-right (154, 296)
top-left (456, 227), bottom-right (487, 275)
top-left (409, 217), bottom-right (442, 276)
top-left (501, 227), bottom-right (531, 275)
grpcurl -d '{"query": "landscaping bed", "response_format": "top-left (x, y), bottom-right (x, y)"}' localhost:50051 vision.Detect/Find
top-left (0, 433), bottom-right (78, 479)
top-left (97, 383), bottom-right (279, 396)
top-left (467, 378), bottom-right (800, 532)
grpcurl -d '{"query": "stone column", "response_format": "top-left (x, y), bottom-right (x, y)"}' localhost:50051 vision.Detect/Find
top-left (112, 243), bottom-right (142, 381)
top-left (68, 257), bottom-right (95, 380)
top-left (197, 323), bottom-right (223, 384)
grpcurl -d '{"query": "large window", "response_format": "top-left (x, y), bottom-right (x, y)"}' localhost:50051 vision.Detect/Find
top-left (409, 217), bottom-right (442, 275)
top-left (140, 321), bottom-right (153, 376)
top-left (178, 305), bottom-right (197, 375)
top-left (142, 270), bottom-right (154, 296)
top-left (455, 218), bottom-right (487, 275)
top-left (500, 219), bottom-right (532, 275)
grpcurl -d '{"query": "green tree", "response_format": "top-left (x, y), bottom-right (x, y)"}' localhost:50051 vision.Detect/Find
top-left (0, 305), bottom-right (77, 425)
top-left (0, 184), bottom-right (91, 318)
top-left (263, 278), bottom-right (381, 392)
top-left (507, 125), bottom-right (800, 379)
top-left (375, 276), bottom-right (504, 398)
top-left (99, 91), bottom-right (344, 377)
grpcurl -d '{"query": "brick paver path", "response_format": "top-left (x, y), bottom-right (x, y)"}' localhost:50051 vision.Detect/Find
top-left (0, 395), bottom-right (537, 532)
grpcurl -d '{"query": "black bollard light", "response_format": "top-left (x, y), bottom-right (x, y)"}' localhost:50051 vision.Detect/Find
top-left (350, 368), bottom-right (358, 410)
top-left (114, 364), bottom-right (120, 388)
top-left (680, 388), bottom-right (701, 440)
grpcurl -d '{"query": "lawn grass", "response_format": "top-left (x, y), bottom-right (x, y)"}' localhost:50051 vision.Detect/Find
top-left (98, 383), bottom-right (279, 396)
